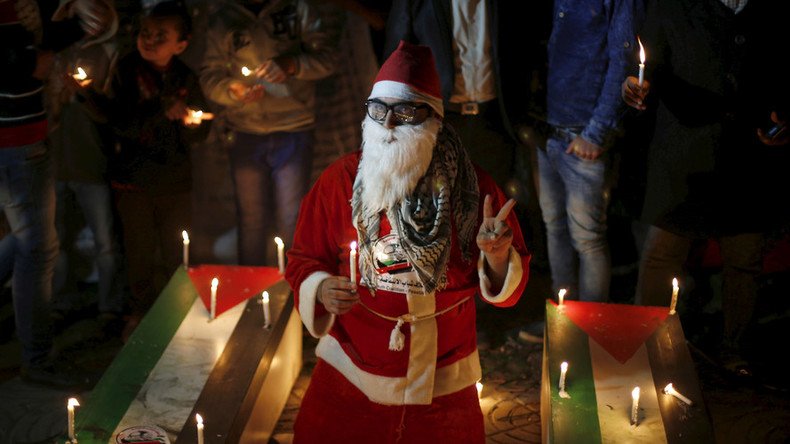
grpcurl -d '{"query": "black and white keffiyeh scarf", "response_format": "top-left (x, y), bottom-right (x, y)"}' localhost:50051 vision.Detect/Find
top-left (352, 125), bottom-right (479, 295)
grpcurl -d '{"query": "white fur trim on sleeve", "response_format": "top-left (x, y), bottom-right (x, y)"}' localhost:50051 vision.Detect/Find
top-left (298, 271), bottom-right (335, 337)
top-left (477, 246), bottom-right (523, 303)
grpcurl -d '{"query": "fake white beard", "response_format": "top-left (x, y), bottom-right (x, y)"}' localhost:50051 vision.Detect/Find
top-left (357, 115), bottom-right (441, 213)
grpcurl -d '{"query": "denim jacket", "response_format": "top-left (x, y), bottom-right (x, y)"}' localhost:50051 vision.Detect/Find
top-left (546, 0), bottom-right (643, 148)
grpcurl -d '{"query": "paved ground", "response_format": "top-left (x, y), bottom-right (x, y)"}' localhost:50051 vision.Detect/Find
top-left (2, 264), bottom-right (790, 443)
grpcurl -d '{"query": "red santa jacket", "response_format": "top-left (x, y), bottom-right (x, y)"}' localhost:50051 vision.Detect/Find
top-left (286, 152), bottom-right (530, 405)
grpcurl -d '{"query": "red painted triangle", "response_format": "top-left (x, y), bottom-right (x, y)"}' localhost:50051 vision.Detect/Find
top-left (187, 265), bottom-right (283, 318)
top-left (558, 300), bottom-right (670, 364)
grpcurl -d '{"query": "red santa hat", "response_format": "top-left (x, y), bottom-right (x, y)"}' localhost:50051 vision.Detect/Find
top-left (369, 40), bottom-right (444, 117)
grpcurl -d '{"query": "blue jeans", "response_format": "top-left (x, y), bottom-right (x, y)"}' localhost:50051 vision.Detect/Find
top-left (537, 136), bottom-right (610, 301)
top-left (228, 131), bottom-right (312, 265)
top-left (0, 142), bottom-right (58, 366)
top-left (54, 181), bottom-right (123, 314)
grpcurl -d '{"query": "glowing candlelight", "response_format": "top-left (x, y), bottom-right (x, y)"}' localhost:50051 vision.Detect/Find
top-left (67, 397), bottom-right (79, 442)
top-left (669, 278), bottom-right (679, 315)
top-left (184, 109), bottom-right (215, 125)
top-left (349, 241), bottom-right (357, 284)
top-left (663, 383), bottom-right (693, 406)
top-left (559, 361), bottom-right (570, 398)
top-left (210, 277), bottom-right (218, 320)
top-left (637, 36), bottom-right (646, 87)
top-left (274, 236), bottom-right (285, 274)
top-left (476, 380), bottom-right (483, 398)
top-left (262, 291), bottom-right (271, 328)
top-left (182, 230), bottom-right (189, 268)
top-left (196, 413), bottom-right (204, 444)
top-left (631, 386), bottom-right (640, 426)
top-left (241, 66), bottom-right (252, 77)
top-left (73, 66), bottom-right (88, 81)
top-left (558, 288), bottom-right (567, 307)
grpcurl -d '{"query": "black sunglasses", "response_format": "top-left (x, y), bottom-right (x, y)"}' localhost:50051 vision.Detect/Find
top-left (364, 99), bottom-right (432, 125)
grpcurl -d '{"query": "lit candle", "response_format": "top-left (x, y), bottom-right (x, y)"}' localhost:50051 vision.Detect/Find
top-left (73, 66), bottom-right (88, 81)
top-left (241, 66), bottom-right (252, 77)
top-left (67, 397), bottom-right (79, 442)
top-left (274, 237), bottom-right (285, 274)
top-left (663, 383), bottom-right (693, 406)
top-left (210, 277), bottom-right (218, 320)
top-left (558, 288), bottom-right (567, 307)
top-left (637, 36), bottom-right (646, 87)
top-left (631, 386), bottom-right (640, 426)
top-left (476, 380), bottom-right (483, 398)
top-left (669, 278), bottom-right (679, 315)
top-left (182, 230), bottom-right (190, 268)
top-left (559, 361), bottom-right (568, 392)
top-left (349, 241), bottom-right (357, 284)
top-left (184, 109), bottom-right (215, 125)
top-left (196, 413), bottom-right (204, 444)
top-left (262, 291), bottom-right (271, 328)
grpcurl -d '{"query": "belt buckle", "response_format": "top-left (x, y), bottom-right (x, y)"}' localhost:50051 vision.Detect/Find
top-left (461, 102), bottom-right (479, 116)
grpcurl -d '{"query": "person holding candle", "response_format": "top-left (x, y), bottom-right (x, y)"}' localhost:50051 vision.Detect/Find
top-left (621, 0), bottom-right (790, 379)
top-left (97, 1), bottom-right (211, 341)
top-left (1, 0), bottom-right (115, 389)
top-left (285, 41), bottom-right (531, 443)
top-left (199, 0), bottom-right (338, 267)
top-left (45, 0), bottom-right (125, 337)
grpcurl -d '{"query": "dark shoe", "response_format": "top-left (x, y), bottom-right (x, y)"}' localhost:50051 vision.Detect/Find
top-left (518, 321), bottom-right (545, 344)
top-left (21, 361), bottom-right (90, 391)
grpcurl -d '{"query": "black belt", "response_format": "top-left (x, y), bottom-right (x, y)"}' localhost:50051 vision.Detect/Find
top-left (445, 100), bottom-right (495, 116)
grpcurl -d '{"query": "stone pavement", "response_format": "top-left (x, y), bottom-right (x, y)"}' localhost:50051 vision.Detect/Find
top-left (2, 268), bottom-right (790, 443)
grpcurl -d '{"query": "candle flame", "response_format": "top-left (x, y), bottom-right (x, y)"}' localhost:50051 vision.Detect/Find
top-left (74, 67), bottom-right (88, 81)
top-left (672, 277), bottom-right (678, 290)
top-left (274, 236), bottom-right (284, 247)
top-left (663, 383), bottom-right (675, 394)
top-left (241, 66), bottom-right (252, 76)
top-left (476, 380), bottom-right (483, 396)
top-left (196, 413), bottom-right (203, 425)
top-left (182, 230), bottom-right (189, 242)
top-left (350, 241), bottom-right (357, 252)
top-left (638, 36), bottom-right (645, 64)
top-left (262, 291), bottom-right (269, 303)
top-left (560, 361), bottom-right (568, 372)
top-left (211, 277), bottom-right (219, 289)
top-left (558, 288), bottom-right (567, 305)
top-left (68, 398), bottom-right (80, 408)
top-left (632, 386), bottom-right (640, 401)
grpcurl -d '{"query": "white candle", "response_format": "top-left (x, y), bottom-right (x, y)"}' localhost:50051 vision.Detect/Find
top-left (349, 241), bottom-right (357, 284)
top-left (274, 237), bottom-right (285, 274)
top-left (631, 386), bottom-right (640, 426)
top-left (663, 383), bottom-right (693, 406)
top-left (558, 288), bottom-right (567, 307)
top-left (210, 277), bottom-right (218, 320)
top-left (196, 413), bottom-right (204, 444)
top-left (669, 278), bottom-right (679, 315)
top-left (476, 380), bottom-right (483, 398)
top-left (559, 361), bottom-right (568, 392)
top-left (182, 230), bottom-right (190, 268)
top-left (241, 66), bottom-right (252, 77)
top-left (67, 397), bottom-right (80, 442)
top-left (637, 36), bottom-right (646, 87)
top-left (262, 291), bottom-right (271, 328)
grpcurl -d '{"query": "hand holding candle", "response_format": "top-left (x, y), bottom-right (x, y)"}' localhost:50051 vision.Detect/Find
top-left (670, 278), bottom-right (679, 315)
top-left (182, 230), bottom-right (190, 268)
top-left (631, 386), bottom-right (640, 426)
top-left (275, 237), bottom-right (285, 274)
top-left (196, 413), bottom-right (204, 444)
top-left (67, 397), bottom-right (80, 442)
top-left (663, 383), bottom-right (693, 405)
top-left (262, 291), bottom-right (271, 328)
top-left (72, 66), bottom-right (92, 87)
top-left (349, 241), bottom-right (357, 284)
top-left (637, 36), bottom-right (646, 87)
top-left (210, 278), bottom-right (218, 321)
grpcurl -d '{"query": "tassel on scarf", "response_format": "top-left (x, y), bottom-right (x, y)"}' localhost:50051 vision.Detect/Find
top-left (389, 319), bottom-right (406, 351)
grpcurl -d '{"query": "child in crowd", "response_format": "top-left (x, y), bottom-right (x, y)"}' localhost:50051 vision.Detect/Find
top-left (103, 0), bottom-right (210, 340)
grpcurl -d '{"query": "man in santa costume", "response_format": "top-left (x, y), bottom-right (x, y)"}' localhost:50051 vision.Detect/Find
top-left (285, 40), bottom-right (531, 444)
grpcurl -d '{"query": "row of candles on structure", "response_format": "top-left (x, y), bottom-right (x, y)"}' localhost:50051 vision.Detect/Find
top-left (553, 277), bottom-right (687, 427)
